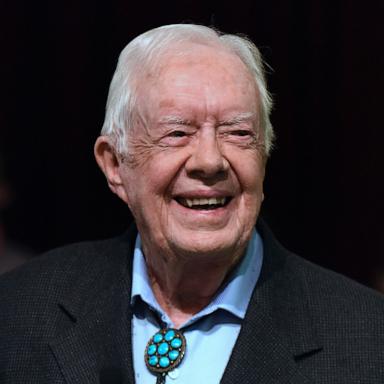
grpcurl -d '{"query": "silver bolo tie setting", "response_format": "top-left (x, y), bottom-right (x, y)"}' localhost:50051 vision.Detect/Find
top-left (145, 328), bottom-right (186, 384)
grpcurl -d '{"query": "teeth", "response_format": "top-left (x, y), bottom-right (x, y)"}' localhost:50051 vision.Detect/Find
top-left (184, 197), bottom-right (226, 207)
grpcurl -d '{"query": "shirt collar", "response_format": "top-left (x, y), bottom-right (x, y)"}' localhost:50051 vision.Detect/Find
top-left (131, 229), bottom-right (263, 327)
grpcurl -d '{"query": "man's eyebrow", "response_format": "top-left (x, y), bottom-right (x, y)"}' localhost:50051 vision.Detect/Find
top-left (158, 116), bottom-right (191, 125)
top-left (218, 112), bottom-right (256, 125)
top-left (158, 112), bottom-right (256, 125)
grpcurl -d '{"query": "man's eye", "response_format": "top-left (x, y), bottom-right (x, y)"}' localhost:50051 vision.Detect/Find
top-left (231, 130), bottom-right (251, 137)
top-left (169, 131), bottom-right (187, 138)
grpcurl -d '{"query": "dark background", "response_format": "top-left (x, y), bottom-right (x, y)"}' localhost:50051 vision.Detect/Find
top-left (1, 1), bottom-right (383, 288)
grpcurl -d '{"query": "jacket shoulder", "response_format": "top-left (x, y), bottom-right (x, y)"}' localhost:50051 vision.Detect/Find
top-left (0, 233), bottom-right (134, 329)
top-left (1, 236), bottom-right (123, 296)
top-left (259, 218), bottom-right (384, 317)
top-left (287, 252), bottom-right (384, 315)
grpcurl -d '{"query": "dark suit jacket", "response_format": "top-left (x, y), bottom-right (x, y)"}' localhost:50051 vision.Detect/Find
top-left (1, 221), bottom-right (384, 383)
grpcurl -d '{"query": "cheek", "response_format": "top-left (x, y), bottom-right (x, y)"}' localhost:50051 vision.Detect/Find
top-left (127, 150), bottom-right (190, 203)
top-left (145, 151), bottom-right (190, 194)
top-left (120, 169), bottom-right (142, 213)
top-left (230, 151), bottom-right (265, 192)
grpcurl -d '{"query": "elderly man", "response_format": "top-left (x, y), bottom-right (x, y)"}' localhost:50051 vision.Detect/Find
top-left (1, 24), bottom-right (383, 384)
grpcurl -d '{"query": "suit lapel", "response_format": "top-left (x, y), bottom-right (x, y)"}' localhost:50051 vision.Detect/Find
top-left (221, 221), bottom-right (322, 384)
top-left (49, 228), bottom-right (137, 384)
top-left (50, 277), bottom-right (134, 383)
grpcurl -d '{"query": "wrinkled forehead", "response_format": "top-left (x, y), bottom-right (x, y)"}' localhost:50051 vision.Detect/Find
top-left (142, 41), bottom-right (253, 83)
top-left (133, 42), bottom-right (259, 113)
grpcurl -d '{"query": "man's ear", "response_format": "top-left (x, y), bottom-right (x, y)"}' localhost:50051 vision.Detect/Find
top-left (94, 136), bottom-right (129, 204)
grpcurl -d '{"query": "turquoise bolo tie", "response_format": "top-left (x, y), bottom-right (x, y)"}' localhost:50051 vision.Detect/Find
top-left (144, 328), bottom-right (186, 384)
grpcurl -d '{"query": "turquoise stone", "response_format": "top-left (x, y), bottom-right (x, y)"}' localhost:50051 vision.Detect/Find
top-left (168, 350), bottom-right (179, 361)
top-left (165, 329), bottom-right (175, 341)
top-left (171, 338), bottom-right (182, 348)
top-left (145, 328), bottom-right (186, 375)
top-left (157, 342), bottom-right (169, 355)
top-left (148, 356), bottom-right (158, 366)
top-left (153, 333), bottom-right (163, 343)
top-left (159, 356), bottom-right (170, 368)
top-left (147, 344), bottom-right (156, 355)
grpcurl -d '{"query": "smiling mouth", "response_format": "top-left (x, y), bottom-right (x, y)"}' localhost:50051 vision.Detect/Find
top-left (176, 197), bottom-right (231, 210)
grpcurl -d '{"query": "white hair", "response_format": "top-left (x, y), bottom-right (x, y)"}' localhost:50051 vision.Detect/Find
top-left (101, 24), bottom-right (274, 155)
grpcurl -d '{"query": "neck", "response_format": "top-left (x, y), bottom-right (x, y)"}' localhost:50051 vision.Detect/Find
top-left (142, 242), bottom-right (245, 328)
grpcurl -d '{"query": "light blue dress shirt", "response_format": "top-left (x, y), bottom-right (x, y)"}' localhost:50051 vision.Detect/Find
top-left (131, 228), bottom-right (263, 383)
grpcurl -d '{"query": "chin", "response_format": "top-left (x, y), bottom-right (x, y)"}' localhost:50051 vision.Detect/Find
top-left (167, 227), bottom-right (251, 260)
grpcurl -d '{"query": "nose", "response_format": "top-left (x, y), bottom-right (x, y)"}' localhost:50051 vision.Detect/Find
top-left (185, 129), bottom-right (229, 181)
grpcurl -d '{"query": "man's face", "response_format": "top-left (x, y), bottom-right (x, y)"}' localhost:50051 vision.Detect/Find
top-left (118, 44), bottom-right (266, 263)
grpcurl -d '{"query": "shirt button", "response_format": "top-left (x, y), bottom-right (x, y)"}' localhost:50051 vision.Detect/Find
top-left (168, 368), bottom-right (180, 380)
